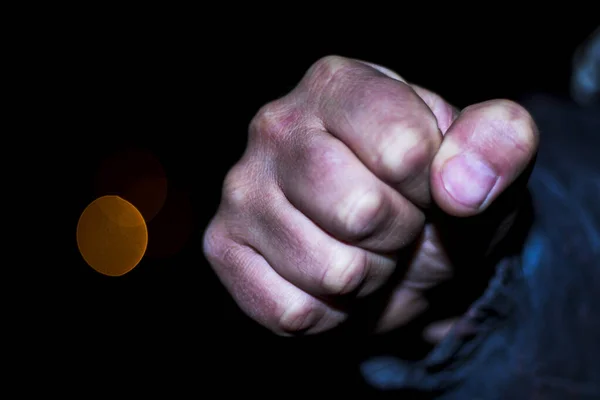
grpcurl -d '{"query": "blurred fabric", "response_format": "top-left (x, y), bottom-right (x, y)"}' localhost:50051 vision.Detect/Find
top-left (361, 30), bottom-right (600, 398)
top-left (571, 27), bottom-right (600, 106)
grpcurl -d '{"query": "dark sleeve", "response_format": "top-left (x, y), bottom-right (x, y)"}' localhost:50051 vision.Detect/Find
top-left (360, 94), bottom-right (600, 399)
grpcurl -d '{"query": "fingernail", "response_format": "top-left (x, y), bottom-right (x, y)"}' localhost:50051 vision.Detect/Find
top-left (441, 154), bottom-right (498, 209)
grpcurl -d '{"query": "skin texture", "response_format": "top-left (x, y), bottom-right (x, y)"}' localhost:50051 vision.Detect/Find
top-left (203, 56), bottom-right (539, 337)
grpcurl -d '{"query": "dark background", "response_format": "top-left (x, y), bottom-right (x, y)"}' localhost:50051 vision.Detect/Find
top-left (39, 13), bottom-right (598, 396)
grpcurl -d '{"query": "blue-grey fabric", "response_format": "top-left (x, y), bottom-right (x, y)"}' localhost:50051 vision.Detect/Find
top-left (360, 94), bottom-right (600, 399)
top-left (571, 28), bottom-right (600, 106)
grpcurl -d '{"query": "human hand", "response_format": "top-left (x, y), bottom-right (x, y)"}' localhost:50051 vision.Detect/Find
top-left (203, 56), bottom-right (538, 336)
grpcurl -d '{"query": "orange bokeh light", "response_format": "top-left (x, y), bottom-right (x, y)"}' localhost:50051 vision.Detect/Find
top-left (76, 195), bottom-right (148, 276)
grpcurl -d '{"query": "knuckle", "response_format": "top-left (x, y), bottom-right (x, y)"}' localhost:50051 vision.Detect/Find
top-left (304, 55), bottom-right (353, 93)
top-left (202, 221), bottom-right (222, 264)
top-left (488, 99), bottom-right (540, 154)
top-left (277, 296), bottom-right (320, 334)
top-left (201, 222), bottom-right (238, 275)
top-left (413, 87), bottom-right (459, 134)
top-left (363, 62), bottom-right (406, 82)
top-left (375, 123), bottom-right (438, 182)
top-left (249, 99), bottom-right (298, 143)
top-left (222, 161), bottom-right (282, 222)
top-left (321, 249), bottom-right (367, 295)
top-left (336, 189), bottom-right (386, 239)
top-left (222, 163), bottom-right (257, 211)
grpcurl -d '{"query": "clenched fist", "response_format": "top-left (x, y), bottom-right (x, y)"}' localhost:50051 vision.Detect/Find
top-left (203, 56), bottom-right (538, 337)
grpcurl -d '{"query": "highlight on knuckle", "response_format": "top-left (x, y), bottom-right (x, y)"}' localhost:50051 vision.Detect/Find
top-left (305, 55), bottom-right (354, 93)
top-left (202, 221), bottom-right (222, 266)
top-left (320, 248), bottom-right (367, 295)
top-left (202, 222), bottom-right (240, 275)
top-left (249, 99), bottom-right (298, 144)
top-left (375, 122), bottom-right (436, 183)
top-left (222, 164), bottom-right (256, 211)
top-left (336, 189), bottom-right (385, 239)
top-left (277, 296), bottom-right (319, 334)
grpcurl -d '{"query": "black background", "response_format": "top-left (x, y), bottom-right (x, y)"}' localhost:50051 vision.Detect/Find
top-left (35, 11), bottom-right (598, 396)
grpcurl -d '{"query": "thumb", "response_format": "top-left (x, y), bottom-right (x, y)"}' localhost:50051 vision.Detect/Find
top-left (430, 99), bottom-right (538, 217)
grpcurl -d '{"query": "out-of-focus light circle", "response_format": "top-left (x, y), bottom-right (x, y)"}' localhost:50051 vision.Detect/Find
top-left (94, 148), bottom-right (167, 223)
top-left (76, 195), bottom-right (148, 277)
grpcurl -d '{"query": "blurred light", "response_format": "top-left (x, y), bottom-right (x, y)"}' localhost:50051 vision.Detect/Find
top-left (571, 27), bottom-right (600, 106)
top-left (94, 148), bottom-right (167, 223)
top-left (76, 195), bottom-right (148, 276)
